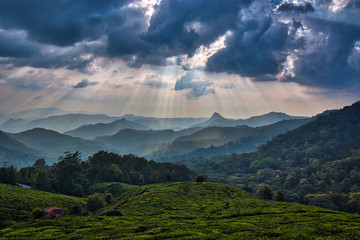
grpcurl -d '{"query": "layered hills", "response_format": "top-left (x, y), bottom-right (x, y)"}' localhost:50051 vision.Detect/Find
top-left (0, 114), bottom-right (120, 133)
top-left (148, 118), bottom-right (312, 162)
top-left (64, 118), bottom-right (150, 139)
top-left (8, 128), bottom-right (109, 161)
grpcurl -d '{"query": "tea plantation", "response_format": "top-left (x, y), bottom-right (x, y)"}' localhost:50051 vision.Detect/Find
top-left (1, 182), bottom-right (360, 239)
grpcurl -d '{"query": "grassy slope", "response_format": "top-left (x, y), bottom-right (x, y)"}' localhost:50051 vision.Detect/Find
top-left (0, 184), bottom-right (85, 221)
top-left (1, 182), bottom-right (360, 239)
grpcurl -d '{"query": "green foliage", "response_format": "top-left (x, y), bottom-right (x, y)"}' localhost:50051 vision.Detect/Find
top-left (196, 174), bottom-right (205, 183)
top-left (165, 171), bottom-right (172, 182)
top-left (1, 182), bottom-right (360, 239)
top-left (0, 184), bottom-right (84, 222)
top-left (1, 150), bottom-right (195, 199)
top-left (34, 170), bottom-right (50, 191)
top-left (86, 193), bottom-right (104, 212)
top-left (30, 208), bottom-right (42, 220)
top-left (241, 185), bottom-right (252, 193)
top-left (0, 166), bottom-right (17, 185)
top-left (275, 190), bottom-right (286, 202)
top-left (104, 193), bottom-right (113, 204)
top-left (32, 159), bottom-right (47, 169)
top-left (195, 101), bottom-right (360, 213)
top-left (69, 204), bottom-right (82, 215)
top-left (261, 185), bottom-right (273, 200)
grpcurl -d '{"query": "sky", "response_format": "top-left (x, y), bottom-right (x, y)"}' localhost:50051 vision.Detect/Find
top-left (0, 0), bottom-right (359, 118)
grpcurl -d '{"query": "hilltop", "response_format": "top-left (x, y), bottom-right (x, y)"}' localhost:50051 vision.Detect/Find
top-left (0, 182), bottom-right (359, 239)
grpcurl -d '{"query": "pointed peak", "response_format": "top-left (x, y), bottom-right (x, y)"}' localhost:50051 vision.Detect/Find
top-left (210, 112), bottom-right (224, 120)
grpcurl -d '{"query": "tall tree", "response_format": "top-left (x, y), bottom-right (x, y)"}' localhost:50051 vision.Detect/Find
top-left (261, 185), bottom-right (273, 200)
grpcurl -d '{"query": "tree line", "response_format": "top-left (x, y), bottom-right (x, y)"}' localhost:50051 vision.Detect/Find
top-left (0, 151), bottom-right (195, 196)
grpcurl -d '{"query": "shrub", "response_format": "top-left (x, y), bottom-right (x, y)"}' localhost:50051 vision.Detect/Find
top-left (196, 175), bottom-right (205, 183)
top-left (70, 204), bottom-right (83, 215)
top-left (30, 207), bottom-right (43, 220)
top-left (86, 193), bottom-right (104, 212)
top-left (105, 193), bottom-right (113, 204)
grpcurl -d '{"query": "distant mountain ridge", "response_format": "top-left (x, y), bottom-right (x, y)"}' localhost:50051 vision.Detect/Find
top-left (148, 118), bottom-right (313, 161)
top-left (0, 114), bottom-right (121, 133)
top-left (95, 127), bottom-right (202, 156)
top-left (191, 112), bottom-right (307, 128)
top-left (64, 118), bottom-right (150, 139)
top-left (121, 114), bottom-right (206, 130)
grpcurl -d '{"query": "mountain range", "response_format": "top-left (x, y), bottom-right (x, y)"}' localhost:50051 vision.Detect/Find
top-left (0, 108), bottom-right (308, 134)
top-left (192, 111), bottom-right (307, 128)
top-left (0, 114), bottom-right (121, 133)
top-left (0, 108), bottom-right (315, 168)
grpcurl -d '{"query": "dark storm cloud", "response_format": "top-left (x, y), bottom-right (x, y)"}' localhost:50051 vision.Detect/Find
top-left (206, 2), bottom-right (290, 80)
top-left (0, 0), bottom-right (359, 94)
top-left (106, 0), bottom-right (252, 67)
top-left (288, 18), bottom-right (360, 89)
top-left (73, 79), bottom-right (98, 88)
top-left (0, 31), bottom-right (39, 58)
top-left (0, 0), bottom-right (127, 46)
top-left (276, 2), bottom-right (315, 13)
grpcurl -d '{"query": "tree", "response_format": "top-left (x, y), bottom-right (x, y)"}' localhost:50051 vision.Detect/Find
top-left (261, 185), bottom-right (273, 200)
top-left (241, 185), bottom-right (252, 193)
top-left (151, 171), bottom-right (158, 183)
top-left (34, 170), bottom-right (50, 191)
top-left (55, 152), bottom-right (82, 185)
top-left (86, 193), bottom-right (104, 212)
top-left (55, 152), bottom-right (83, 194)
top-left (165, 171), bottom-right (172, 182)
top-left (196, 174), bottom-right (205, 183)
top-left (0, 166), bottom-right (17, 185)
top-left (275, 189), bottom-right (286, 202)
top-left (33, 159), bottom-right (47, 169)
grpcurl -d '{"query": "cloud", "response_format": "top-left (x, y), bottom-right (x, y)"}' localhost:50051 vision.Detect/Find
top-left (0, 0), bottom-right (359, 94)
top-left (73, 79), bottom-right (98, 88)
top-left (206, 1), bottom-right (290, 80)
top-left (219, 83), bottom-right (235, 89)
top-left (136, 74), bottom-right (168, 88)
top-left (0, 0), bottom-right (127, 47)
top-left (287, 18), bottom-right (360, 89)
top-left (276, 2), bottom-right (315, 13)
top-left (0, 30), bottom-right (39, 58)
top-left (174, 71), bottom-right (214, 98)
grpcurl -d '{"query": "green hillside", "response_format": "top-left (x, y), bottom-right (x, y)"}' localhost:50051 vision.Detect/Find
top-left (1, 182), bottom-right (360, 239)
top-left (0, 184), bottom-right (84, 222)
top-left (196, 101), bottom-right (360, 212)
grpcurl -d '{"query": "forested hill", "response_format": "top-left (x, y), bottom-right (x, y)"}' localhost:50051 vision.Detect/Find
top-left (196, 101), bottom-right (360, 212)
